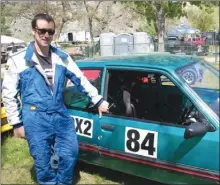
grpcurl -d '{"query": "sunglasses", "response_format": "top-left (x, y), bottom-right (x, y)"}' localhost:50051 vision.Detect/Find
top-left (35, 28), bottom-right (55, 36)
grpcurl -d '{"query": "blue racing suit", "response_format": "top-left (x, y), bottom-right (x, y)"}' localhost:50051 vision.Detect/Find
top-left (2, 42), bottom-right (104, 184)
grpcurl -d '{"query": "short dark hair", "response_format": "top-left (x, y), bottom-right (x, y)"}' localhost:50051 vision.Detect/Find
top-left (31, 13), bottom-right (55, 29)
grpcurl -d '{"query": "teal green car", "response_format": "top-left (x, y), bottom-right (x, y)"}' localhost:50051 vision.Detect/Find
top-left (63, 54), bottom-right (219, 184)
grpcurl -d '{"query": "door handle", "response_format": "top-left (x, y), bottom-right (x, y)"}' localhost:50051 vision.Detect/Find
top-left (101, 124), bottom-right (115, 131)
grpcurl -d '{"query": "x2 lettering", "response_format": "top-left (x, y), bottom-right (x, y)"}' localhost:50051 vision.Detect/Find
top-left (71, 116), bottom-right (93, 138)
top-left (125, 127), bottom-right (158, 159)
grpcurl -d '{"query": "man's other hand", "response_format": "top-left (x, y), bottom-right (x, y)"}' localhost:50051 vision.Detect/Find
top-left (98, 100), bottom-right (109, 118)
top-left (14, 126), bottom-right (26, 139)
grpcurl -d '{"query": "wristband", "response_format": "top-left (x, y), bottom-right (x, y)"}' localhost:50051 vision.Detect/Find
top-left (13, 123), bottom-right (23, 129)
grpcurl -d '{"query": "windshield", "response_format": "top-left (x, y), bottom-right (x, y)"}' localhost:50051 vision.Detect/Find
top-left (176, 61), bottom-right (219, 117)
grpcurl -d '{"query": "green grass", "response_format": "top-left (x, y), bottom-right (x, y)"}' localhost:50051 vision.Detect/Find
top-left (1, 167), bottom-right (36, 184)
top-left (1, 135), bottom-right (160, 184)
top-left (1, 136), bottom-right (35, 184)
top-left (1, 135), bottom-right (117, 184)
top-left (1, 136), bottom-right (33, 167)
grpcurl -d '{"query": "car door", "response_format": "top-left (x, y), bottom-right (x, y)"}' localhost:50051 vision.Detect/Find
top-left (96, 67), bottom-right (219, 183)
top-left (64, 68), bottom-right (103, 158)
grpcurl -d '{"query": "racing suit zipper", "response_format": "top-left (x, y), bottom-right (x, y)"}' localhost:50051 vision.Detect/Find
top-left (35, 64), bottom-right (53, 95)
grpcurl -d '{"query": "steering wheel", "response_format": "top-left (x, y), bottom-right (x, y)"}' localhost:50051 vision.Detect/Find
top-left (180, 102), bottom-right (195, 125)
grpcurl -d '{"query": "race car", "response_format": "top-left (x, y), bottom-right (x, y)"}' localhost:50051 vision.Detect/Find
top-left (63, 53), bottom-right (219, 184)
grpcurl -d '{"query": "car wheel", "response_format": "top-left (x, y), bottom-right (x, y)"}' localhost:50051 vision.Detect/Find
top-left (181, 69), bottom-right (197, 85)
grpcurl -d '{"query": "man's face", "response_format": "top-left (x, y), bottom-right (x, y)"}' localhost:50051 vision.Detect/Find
top-left (32, 19), bottom-right (55, 47)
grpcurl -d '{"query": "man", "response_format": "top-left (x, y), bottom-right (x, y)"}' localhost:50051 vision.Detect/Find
top-left (2, 13), bottom-right (109, 185)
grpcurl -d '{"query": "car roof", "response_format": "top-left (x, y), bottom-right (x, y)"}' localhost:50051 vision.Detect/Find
top-left (76, 53), bottom-right (201, 71)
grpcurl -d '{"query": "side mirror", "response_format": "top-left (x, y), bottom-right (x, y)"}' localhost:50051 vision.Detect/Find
top-left (184, 122), bottom-right (210, 139)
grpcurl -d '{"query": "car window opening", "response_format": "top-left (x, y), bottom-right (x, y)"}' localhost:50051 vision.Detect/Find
top-left (64, 69), bottom-right (102, 109)
top-left (107, 69), bottom-right (208, 127)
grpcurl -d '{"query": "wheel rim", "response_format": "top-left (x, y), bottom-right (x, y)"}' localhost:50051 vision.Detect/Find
top-left (182, 72), bottom-right (195, 84)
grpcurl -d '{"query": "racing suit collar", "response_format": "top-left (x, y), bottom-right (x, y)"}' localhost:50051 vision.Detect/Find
top-left (24, 41), bottom-right (68, 62)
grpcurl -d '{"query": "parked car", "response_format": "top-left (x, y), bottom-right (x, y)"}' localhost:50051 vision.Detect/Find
top-left (193, 37), bottom-right (206, 47)
top-left (62, 54), bottom-right (219, 184)
top-left (69, 53), bottom-right (85, 61)
top-left (68, 49), bottom-right (86, 61)
top-left (165, 36), bottom-right (181, 53)
top-left (1, 53), bottom-right (219, 183)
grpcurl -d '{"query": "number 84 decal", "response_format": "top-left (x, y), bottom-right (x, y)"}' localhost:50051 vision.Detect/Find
top-left (125, 127), bottom-right (158, 159)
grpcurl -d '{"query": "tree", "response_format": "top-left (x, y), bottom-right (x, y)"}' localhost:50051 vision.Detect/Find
top-left (54, 1), bottom-right (84, 40)
top-left (139, 19), bottom-right (156, 37)
top-left (0, 2), bottom-right (16, 36)
top-left (1, 1), bottom-right (83, 40)
top-left (122, 1), bottom-right (187, 52)
top-left (1, 16), bottom-right (11, 36)
top-left (187, 2), bottom-right (219, 32)
top-left (83, 1), bottom-right (102, 48)
top-left (93, 2), bottom-right (124, 34)
top-left (122, 1), bottom-right (219, 52)
top-left (187, 6), bottom-right (216, 32)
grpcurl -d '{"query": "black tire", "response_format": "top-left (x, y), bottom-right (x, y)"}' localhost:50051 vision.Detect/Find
top-left (181, 69), bottom-right (197, 85)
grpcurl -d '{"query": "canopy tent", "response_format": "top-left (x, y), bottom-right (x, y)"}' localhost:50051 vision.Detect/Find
top-left (167, 24), bottom-right (200, 36)
top-left (166, 29), bottom-right (183, 35)
top-left (1, 35), bottom-right (26, 52)
top-left (1, 35), bottom-right (26, 44)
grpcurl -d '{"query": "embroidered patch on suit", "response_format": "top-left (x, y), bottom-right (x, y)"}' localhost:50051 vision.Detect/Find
top-left (30, 106), bottom-right (36, 110)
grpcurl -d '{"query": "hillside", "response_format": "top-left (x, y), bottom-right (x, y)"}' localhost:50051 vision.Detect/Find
top-left (3, 1), bottom-right (219, 43)
top-left (9, 2), bottom-right (142, 42)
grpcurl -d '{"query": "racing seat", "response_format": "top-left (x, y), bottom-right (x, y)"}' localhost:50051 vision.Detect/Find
top-left (123, 89), bottom-right (137, 118)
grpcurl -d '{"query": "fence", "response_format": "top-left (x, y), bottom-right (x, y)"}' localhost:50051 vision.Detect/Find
top-left (62, 43), bottom-right (100, 58)
top-left (163, 42), bottom-right (219, 63)
top-left (62, 41), bottom-right (219, 62)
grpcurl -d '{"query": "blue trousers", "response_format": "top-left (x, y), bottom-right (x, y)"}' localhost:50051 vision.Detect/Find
top-left (23, 109), bottom-right (79, 185)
